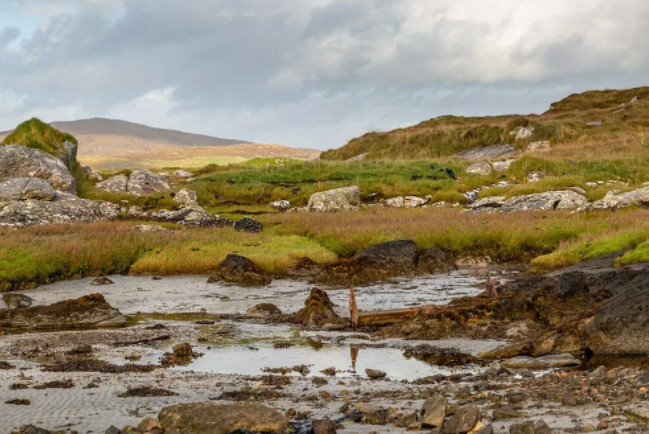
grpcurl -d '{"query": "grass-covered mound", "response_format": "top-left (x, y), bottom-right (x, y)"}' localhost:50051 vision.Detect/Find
top-left (1, 117), bottom-right (78, 157)
top-left (321, 87), bottom-right (649, 161)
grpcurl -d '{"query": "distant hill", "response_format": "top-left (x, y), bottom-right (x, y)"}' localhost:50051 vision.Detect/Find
top-left (320, 87), bottom-right (649, 161)
top-left (0, 117), bottom-right (320, 170)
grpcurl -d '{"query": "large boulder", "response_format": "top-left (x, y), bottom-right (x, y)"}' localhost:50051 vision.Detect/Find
top-left (158, 402), bottom-right (288, 434)
top-left (0, 178), bottom-right (56, 202)
top-left (456, 144), bottom-right (519, 161)
top-left (208, 254), bottom-right (271, 286)
top-left (468, 191), bottom-right (588, 213)
top-left (0, 145), bottom-right (76, 193)
top-left (0, 194), bottom-right (119, 228)
top-left (307, 186), bottom-right (361, 212)
top-left (126, 169), bottom-right (170, 196)
top-left (96, 174), bottom-right (128, 194)
top-left (0, 293), bottom-right (125, 330)
top-left (590, 186), bottom-right (649, 210)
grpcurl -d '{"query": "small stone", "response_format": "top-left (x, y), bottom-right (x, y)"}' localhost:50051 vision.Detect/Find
top-left (365, 368), bottom-right (386, 379)
top-left (91, 277), bottom-right (114, 286)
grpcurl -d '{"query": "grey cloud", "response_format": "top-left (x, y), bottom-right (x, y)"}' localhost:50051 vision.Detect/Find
top-left (0, 0), bottom-right (648, 149)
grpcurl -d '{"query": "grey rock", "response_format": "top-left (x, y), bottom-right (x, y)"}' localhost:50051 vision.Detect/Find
top-left (91, 277), bottom-right (114, 286)
top-left (501, 353), bottom-right (580, 369)
top-left (0, 196), bottom-right (119, 228)
top-left (270, 200), bottom-right (291, 211)
top-left (171, 169), bottom-right (193, 180)
top-left (527, 172), bottom-right (545, 183)
top-left (465, 162), bottom-right (493, 175)
top-left (590, 186), bottom-right (649, 210)
top-left (525, 141), bottom-right (551, 153)
top-left (60, 141), bottom-right (78, 170)
top-left (158, 402), bottom-right (288, 434)
top-left (173, 188), bottom-right (198, 207)
top-left (492, 159), bottom-right (516, 172)
top-left (152, 206), bottom-right (231, 228)
top-left (442, 406), bottom-right (480, 433)
top-left (469, 191), bottom-right (588, 213)
top-left (0, 145), bottom-right (76, 193)
top-left (515, 126), bottom-right (534, 140)
top-left (456, 144), bottom-right (519, 161)
top-left (385, 195), bottom-right (429, 208)
top-left (2, 293), bottom-right (34, 309)
top-left (96, 174), bottom-right (128, 194)
top-left (307, 186), bottom-right (361, 212)
top-left (0, 177), bottom-right (56, 201)
top-left (127, 206), bottom-right (147, 218)
top-left (126, 169), bottom-right (170, 196)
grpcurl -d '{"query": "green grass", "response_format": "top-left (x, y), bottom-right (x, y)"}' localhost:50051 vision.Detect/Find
top-left (1, 118), bottom-right (77, 157)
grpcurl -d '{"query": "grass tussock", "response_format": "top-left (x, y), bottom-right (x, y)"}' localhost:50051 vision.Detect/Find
top-left (1, 118), bottom-right (77, 157)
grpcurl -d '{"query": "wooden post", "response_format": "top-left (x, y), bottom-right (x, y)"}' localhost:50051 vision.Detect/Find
top-left (349, 288), bottom-right (359, 329)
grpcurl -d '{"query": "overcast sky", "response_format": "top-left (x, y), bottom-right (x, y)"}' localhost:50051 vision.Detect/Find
top-left (0, 0), bottom-right (648, 150)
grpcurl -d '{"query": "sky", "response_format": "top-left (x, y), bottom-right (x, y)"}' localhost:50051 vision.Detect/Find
top-left (0, 0), bottom-right (648, 150)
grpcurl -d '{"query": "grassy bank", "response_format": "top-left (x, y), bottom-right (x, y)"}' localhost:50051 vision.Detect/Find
top-left (3, 208), bottom-right (649, 291)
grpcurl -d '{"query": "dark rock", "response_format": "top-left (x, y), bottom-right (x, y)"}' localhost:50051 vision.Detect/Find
top-left (312, 418), bottom-right (337, 434)
top-left (104, 426), bottom-right (122, 434)
top-left (234, 217), bottom-right (263, 233)
top-left (2, 293), bottom-right (34, 309)
top-left (158, 402), bottom-right (288, 434)
top-left (416, 248), bottom-right (455, 274)
top-left (475, 425), bottom-right (494, 434)
top-left (91, 276), bottom-right (114, 286)
top-left (287, 256), bottom-right (322, 278)
top-left (492, 405), bottom-right (524, 420)
top-left (0, 293), bottom-right (125, 330)
top-left (421, 394), bottom-right (447, 428)
top-left (509, 421), bottom-right (535, 434)
top-left (208, 254), bottom-right (271, 287)
top-left (317, 240), bottom-right (418, 284)
top-left (246, 303), bottom-right (282, 317)
top-left (17, 426), bottom-right (53, 434)
top-left (294, 288), bottom-right (339, 327)
top-left (365, 368), bottom-right (387, 379)
top-left (557, 272), bottom-right (589, 299)
top-left (441, 406), bottom-right (480, 433)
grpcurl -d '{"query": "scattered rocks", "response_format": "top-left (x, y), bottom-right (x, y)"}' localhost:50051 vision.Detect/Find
top-left (492, 159), bottom-right (516, 172)
top-left (0, 293), bottom-right (125, 330)
top-left (157, 402), bottom-right (288, 434)
top-left (2, 293), bottom-right (34, 309)
top-left (234, 216), bottom-right (263, 233)
top-left (208, 254), bottom-right (271, 286)
top-left (118, 386), bottom-right (177, 397)
top-left (307, 186), bottom-right (361, 212)
top-left (527, 172), bottom-right (545, 183)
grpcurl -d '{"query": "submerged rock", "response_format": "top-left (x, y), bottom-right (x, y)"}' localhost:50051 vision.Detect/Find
top-left (158, 402), bottom-right (288, 434)
top-left (208, 254), bottom-right (271, 286)
top-left (307, 186), bottom-right (361, 212)
top-left (0, 293), bottom-right (125, 330)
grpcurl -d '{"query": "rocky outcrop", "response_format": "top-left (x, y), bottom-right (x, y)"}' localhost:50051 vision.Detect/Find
top-left (294, 288), bottom-right (339, 327)
top-left (468, 190), bottom-right (589, 213)
top-left (208, 254), bottom-right (271, 286)
top-left (0, 192), bottom-right (119, 228)
top-left (0, 294), bottom-right (125, 330)
top-left (96, 170), bottom-right (170, 196)
top-left (127, 169), bottom-right (171, 196)
top-left (158, 402), bottom-right (288, 434)
top-left (0, 145), bottom-right (76, 193)
top-left (0, 178), bottom-right (56, 202)
top-left (590, 186), bottom-right (649, 210)
top-left (307, 186), bottom-right (361, 212)
top-left (456, 144), bottom-right (519, 161)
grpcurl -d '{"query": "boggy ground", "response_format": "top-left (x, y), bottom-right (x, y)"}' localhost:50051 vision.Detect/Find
top-left (2, 262), bottom-right (649, 433)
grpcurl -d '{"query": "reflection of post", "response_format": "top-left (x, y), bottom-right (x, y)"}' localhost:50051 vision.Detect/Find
top-left (350, 346), bottom-right (358, 373)
top-left (349, 288), bottom-right (359, 329)
top-left (485, 275), bottom-right (498, 298)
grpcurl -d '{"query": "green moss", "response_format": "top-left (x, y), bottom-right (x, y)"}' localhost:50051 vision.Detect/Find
top-left (1, 118), bottom-right (77, 157)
